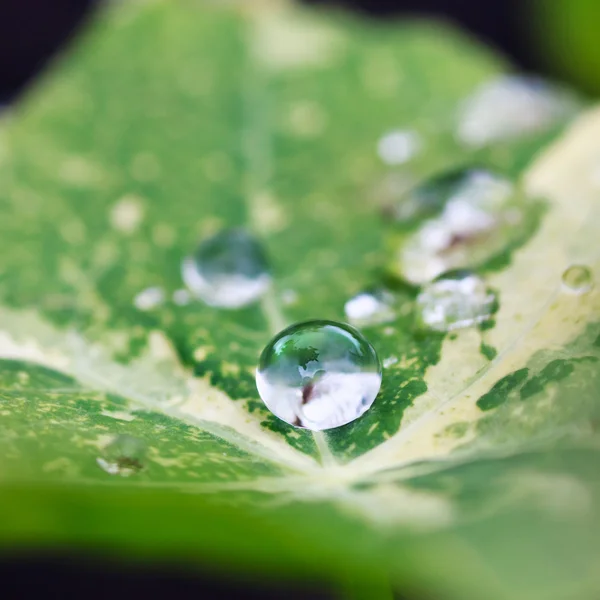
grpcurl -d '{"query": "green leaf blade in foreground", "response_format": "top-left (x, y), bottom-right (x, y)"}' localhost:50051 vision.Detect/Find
top-left (0, 1), bottom-right (599, 599)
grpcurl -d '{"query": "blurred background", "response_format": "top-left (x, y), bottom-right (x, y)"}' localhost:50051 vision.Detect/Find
top-left (0, 0), bottom-right (598, 598)
top-left (1, 0), bottom-right (600, 105)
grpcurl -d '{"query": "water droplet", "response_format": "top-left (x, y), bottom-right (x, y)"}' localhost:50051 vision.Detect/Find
top-left (416, 270), bottom-right (498, 332)
top-left (457, 75), bottom-right (578, 148)
top-left (344, 289), bottom-right (396, 327)
top-left (134, 286), bottom-right (165, 311)
top-left (377, 129), bottom-right (421, 165)
top-left (182, 229), bottom-right (271, 309)
top-left (172, 288), bottom-right (191, 306)
top-left (390, 168), bottom-right (522, 284)
top-left (562, 265), bottom-right (593, 294)
top-left (256, 320), bottom-right (382, 431)
top-left (96, 435), bottom-right (147, 477)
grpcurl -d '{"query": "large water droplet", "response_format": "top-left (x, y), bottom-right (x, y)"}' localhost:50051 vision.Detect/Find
top-left (182, 229), bottom-right (271, 309)
top-left (256, 320), bottom-right (382, 431)
top-left (389, 168), bottom-right (524, 284)
top-left (344, 289), bottom-right (396, 327)
top-left (457, 75), bottom-right (577, 148)
top-left (377, 129), bottom-right (421, 166)
top-left (562, 264), bottom-right (593, 294)
top-left (96, 434), bottom-right (147, 477)
top-left (416, 270), bottom-right (497, 332)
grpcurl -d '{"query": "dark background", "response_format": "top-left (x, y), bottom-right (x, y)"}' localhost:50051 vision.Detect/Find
top-left (0, 0), bottom-right (558, 598)
top-left (0, 0), bottom-right (542, 103)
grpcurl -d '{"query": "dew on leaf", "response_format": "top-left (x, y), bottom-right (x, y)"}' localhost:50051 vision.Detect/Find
top-left (389, 168), bottom-right (524, 284)
top-left (96, 434), bottom-right (147, 477)
top-left (256, 320), bottom-right (382, 431)
top-left (344, 289), bottom-right (396, 327)
top-left (172, 288), bottom-right (192, 306)
top-left (182, 229), bottom-right (271, 309)
top-left (456, 75), bottom-right (577, 148)
top-left (377, 129), bottom-right (421, 166)
top-left (416, 270), bottom-right (497, 332)
top-left (134, 286), bottom-right (165, 311)
top-left (561, 264), bottom-right (593, 294)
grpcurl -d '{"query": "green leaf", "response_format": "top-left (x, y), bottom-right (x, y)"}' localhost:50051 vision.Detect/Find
top-left (0, 1), bottom-right (599, 598)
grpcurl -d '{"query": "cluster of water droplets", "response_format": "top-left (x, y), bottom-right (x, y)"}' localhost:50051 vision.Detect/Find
top-left (202, 75), bottom-right (584, 431)
top-left (126, 72), bottom-right (588, 435)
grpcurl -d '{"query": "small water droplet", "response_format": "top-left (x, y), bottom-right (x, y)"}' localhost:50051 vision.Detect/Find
top-left (344, 289), bottom-right (396, 327)
top-left (134, 286), bottom-right (165, 311)
top-left (182, 229), bottom-right (271, 309)
top-left (172, 288), bottom-right (191, 306)
top-left (390, 168), bottom-right (522, 284)
top-left (383, 356), bottom-right (398, 368)
top-left (96, 434), bottom-right (147, 477)
top-left (377, 129), bottom-right (421, 166)
top-left (562, 265), bottom-right (593, 294)
top-left (457, 75), bottom-right (577, 148)
top-left (416, 270), bottom-right (498, 332)
top-left (256, 320), bottom-right (382, 431)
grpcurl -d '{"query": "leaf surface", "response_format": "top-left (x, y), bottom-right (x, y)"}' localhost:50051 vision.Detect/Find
top-left (0, 2), bottom-right (599, 598)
